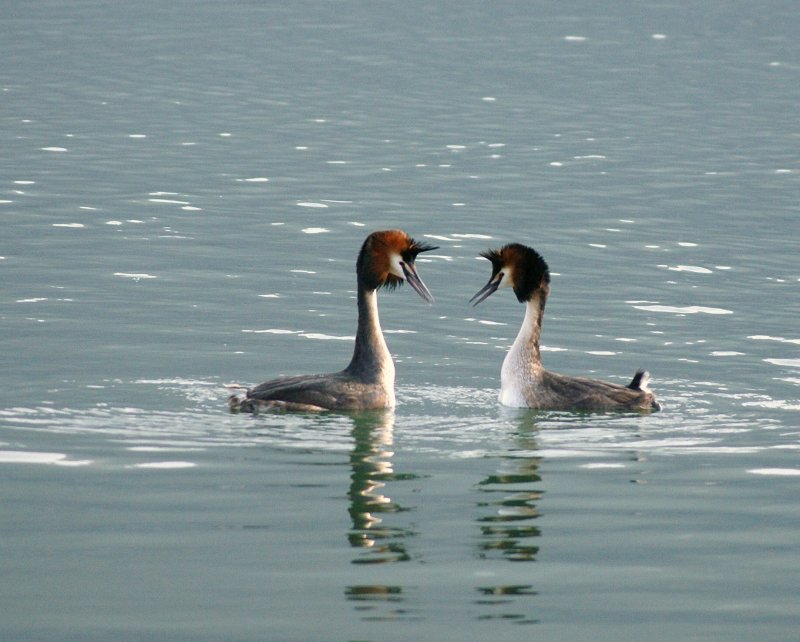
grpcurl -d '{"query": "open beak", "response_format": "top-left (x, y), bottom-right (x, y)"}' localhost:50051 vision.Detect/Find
top-left (469, 275), bottom-right (501, 306)
top-left (401, 262), bottom-right (435, 303)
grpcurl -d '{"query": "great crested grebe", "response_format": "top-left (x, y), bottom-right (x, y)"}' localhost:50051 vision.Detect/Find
top-left (471, 243), bottom-right (661, 412)
top-left (229, 230), bottom-right (437, 413)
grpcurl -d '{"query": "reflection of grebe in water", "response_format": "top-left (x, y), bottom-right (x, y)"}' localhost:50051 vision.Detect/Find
top-left (477, 411), bottom-right (543, 565)
top-left (229, 230), bottom-right (437, 413)
top-left (347, 410), bottom-right (413, 564)
top-left (471, 243), bottom-right (661, 412)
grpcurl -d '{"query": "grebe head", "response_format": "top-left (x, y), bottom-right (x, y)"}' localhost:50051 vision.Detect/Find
top-left (357, 230), bottom-right (438, 302)
top-left (470, 243), bottom-right (550, 306)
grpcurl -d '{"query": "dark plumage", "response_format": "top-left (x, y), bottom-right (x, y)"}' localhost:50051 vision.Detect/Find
top-left (229, 230), bottom-right (437, 413)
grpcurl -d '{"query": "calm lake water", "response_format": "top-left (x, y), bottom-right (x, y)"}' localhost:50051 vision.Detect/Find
top-left (2, 1), bottom-right (799, 640)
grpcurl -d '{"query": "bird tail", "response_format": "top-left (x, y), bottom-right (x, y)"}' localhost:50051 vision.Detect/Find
top-left (627, 369), bottom-right (651, 391)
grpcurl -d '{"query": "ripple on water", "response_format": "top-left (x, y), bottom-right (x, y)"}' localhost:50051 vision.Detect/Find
top-left (0, 450), bottom-right (92, 466)
top-left (749, 335), bottom-right (800, 345)
top-left (631, 304), bottom-right (733, 315)
top-left (764, 359), bottom-right (800, 369)
top-left (0, 376), bottom-right (792, 469)
top-left (665, 265), bottom-right (714, 274)
top-left (396, 381), bottom-right (785, 461)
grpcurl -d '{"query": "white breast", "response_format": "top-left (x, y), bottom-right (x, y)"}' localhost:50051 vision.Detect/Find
top-left (498, 342), bottom-right (534, 407)
top-left (498, 380), bottom-right (528, 407)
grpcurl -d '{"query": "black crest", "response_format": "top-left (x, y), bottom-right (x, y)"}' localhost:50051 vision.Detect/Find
top-left (403, 237), bottom-right (438, 263)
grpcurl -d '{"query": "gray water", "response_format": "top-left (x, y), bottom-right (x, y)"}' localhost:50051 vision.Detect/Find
top-left (2, 1), bottom-right (799, 640)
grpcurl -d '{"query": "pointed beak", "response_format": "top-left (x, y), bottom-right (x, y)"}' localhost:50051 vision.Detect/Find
top-left (401, 261), bottom-right (435, 304)
top-left (469, 275), bottom-right (501, 306)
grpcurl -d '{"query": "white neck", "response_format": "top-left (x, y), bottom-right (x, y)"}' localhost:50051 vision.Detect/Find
top-left (499, 295), bottom-right (544, 406)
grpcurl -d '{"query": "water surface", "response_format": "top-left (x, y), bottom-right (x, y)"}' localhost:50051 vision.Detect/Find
top-left (2, 1), bottom-right (799, 640)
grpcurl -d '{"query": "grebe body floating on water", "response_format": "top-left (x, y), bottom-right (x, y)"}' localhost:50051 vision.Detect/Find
top-left (471, 243), bottom-right (661, 413)
top-left (229, 230), bottom-right (437, 413)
